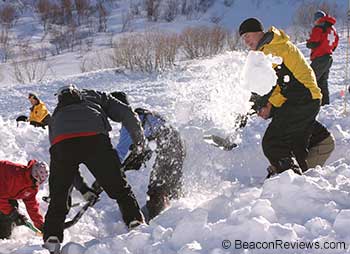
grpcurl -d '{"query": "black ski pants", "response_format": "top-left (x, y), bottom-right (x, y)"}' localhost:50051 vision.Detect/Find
top-left (262, 99), bottom-right (320, 172)
top-left (146, 128), bottom-right (185, 220)
top-left (43, 134), bottom-right (143, 242)
top-left (311, 54), bottom-right (333, 106)
top-left (0, 212), bottom-right (14, 239)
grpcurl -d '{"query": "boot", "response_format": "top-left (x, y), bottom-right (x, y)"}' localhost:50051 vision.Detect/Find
top-left (265, 165), bottom-right (278, 179)
top-left (42, 236), bottom-right (61, 254)
top-left (128, 220), bottom-right (145, 230)
top-left (276, 157), bottom-right (302, 175)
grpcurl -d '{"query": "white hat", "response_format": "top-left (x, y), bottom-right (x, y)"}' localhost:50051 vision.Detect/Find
top-left (54, 84), bottom-right (79, 96)
top-left (31, 161), bottom-right (49, 185)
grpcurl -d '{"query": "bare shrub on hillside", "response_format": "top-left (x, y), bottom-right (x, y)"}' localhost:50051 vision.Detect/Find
top-left (227, 31), bottom-right (239, 51)
top-left (153, 31), bottom-right (179, 69)
top-left (75, 0), bottom-right (91, 25)
top-left (180, 0), bottom-right (206, 19)
top-left (0, 5), bottom-right (18, 28)
top-left (162, 0), bottom-right (180, 22)
top-left (180, 26), bottom-right (227, 59)
top-left (146, 0), bottom-right (161, 21)
top-left (289, 25), bottom-right (311, 43)
top-left (129, 0), bottom-right (142, 16)
top-left (49, 24), bottom-right (83, 54)
top-left (96, 1), bottom-right (108, 32)
top-left (121, 11), bottom-right (134, 32)
top-left (0, 27), bottom-right (12, 62)
top-left (62, 0), bottom-right (73, 24)
top-left (197, 0), bottom-right (214, 12)
top-left (80, 50), bottom-right (113, 72)
top-left (11, 45), bottom-right (49, 83)
top-left (37, 0), bottom-right (52, 30)
top-left (50, 3), bottom-right (65, 25)
top-left (111, 31), bottom-right (179, 72)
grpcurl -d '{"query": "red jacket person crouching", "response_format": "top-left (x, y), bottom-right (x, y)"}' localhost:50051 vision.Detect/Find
top-left (0, 159), bottom-right (48, 238)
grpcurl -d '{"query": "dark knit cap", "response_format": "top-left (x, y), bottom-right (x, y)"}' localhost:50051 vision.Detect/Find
top-left (239, 18), bottom-right (264, 36)
top-left (314, 10), bottom-right (326, 21)
top-left (110, 91), bottom-right (130, 105)
top-left (28, 93), bottom-right (39, 101)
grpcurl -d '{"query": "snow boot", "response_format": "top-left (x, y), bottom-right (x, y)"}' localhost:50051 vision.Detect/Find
top-left (265, 165), bottom-right (278, 179)
top-left (128, 220), bottom-right (144, 230)
top-left (43, 236), bottom-right (61, 254)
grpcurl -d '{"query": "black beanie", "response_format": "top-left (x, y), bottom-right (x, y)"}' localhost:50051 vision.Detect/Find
top-left (110, 91), bottom-right (129, 105)
top-left (239, 18), bottom-right (264, 36)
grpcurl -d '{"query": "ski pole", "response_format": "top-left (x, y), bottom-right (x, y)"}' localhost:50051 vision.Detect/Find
top-left (24, 221), bottom-right (43, 237)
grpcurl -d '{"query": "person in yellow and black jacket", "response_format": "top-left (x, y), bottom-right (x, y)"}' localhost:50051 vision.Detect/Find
top-left (239, 18), bottom-right (322, 176)
top-left (28, 93), bottom-right (50, 128)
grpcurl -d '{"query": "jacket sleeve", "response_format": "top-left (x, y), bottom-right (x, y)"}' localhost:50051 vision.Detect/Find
top-left (109, 97), bottom-right (145, 146)
top-left (307, 27), bottom-right (322, 46)
top-left (267, 85), bottom-right (287, 108)
top-left (22, 190), bottom-right (44, 229)
top-left (284, 43), bottom-right (321, 101)
top-left (84, 90), bottom-right (145, 146)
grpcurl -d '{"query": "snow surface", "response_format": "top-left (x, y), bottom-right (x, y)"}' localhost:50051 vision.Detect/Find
top-left (0, 28), bottom-right (349, 253)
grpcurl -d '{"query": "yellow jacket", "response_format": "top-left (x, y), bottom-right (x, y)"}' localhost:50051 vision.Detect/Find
top-left (258, 27), bottom-right (322, 107)
top-left (28, 101), bottom-right (49, 123)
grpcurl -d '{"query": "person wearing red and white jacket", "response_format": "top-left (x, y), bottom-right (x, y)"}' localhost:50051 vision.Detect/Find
top-left (307, 10), bottom-right (339, 106)
top-left (0, 160), bottom-right (48, 239)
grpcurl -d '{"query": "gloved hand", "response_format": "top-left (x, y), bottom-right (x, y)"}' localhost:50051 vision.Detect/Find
top-left (16, 115), bottom-right (28, 122)
top-left (8, 209), bottom-right (28, 226)
top-left (82, 188), bottom-right (99, 202)
top-left (257, 102), bottom-right (272, 120)
top-left (123, 148), bottom-right (153, 171)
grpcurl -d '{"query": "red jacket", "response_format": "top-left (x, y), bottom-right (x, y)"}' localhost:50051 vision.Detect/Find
top-left (0, 160), bottom-right (44, 228)
top-left (307, 15), bottom-right (339, 61)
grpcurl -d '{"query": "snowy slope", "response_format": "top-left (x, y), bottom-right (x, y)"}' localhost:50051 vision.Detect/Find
top-left (1, 21), bottom-right (350, 254)
top-left (0, 0), bottom-right (347, 86)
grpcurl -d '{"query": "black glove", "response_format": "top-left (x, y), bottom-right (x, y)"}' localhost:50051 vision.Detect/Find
top-left (29, 121), bottom-right (46, 129)
top-left (8, 209), bottom-right (28, 226)
top-left (16, 115), bottom-right (28, 122)
top-left (250, 92), bottom-right (268, 113)
top-left (123, 147), bottom-right (153, 171)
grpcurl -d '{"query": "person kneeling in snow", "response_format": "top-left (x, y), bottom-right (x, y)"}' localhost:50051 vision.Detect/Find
top-left (16, 93), bottom-right (51, 128)
top-left (239, 18), bottom-right (321, 174)
top-left (250, 93), bottom-right (334, 178)
top-left (111, 91), bottom-right (186, 222)
top-left (266, 120), bottom-right (335, 178)
top-left (0, 160), bottom-right (48, 239)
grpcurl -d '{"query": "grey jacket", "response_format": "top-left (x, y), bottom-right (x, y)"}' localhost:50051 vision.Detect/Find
top-left (49, 89), bottom-right (145, 146)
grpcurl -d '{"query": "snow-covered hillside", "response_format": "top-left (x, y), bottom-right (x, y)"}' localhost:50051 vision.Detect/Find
top-left (0, 0), bottom-right (347, 86)
top-left (0, 13), bottom-right (350, 253)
